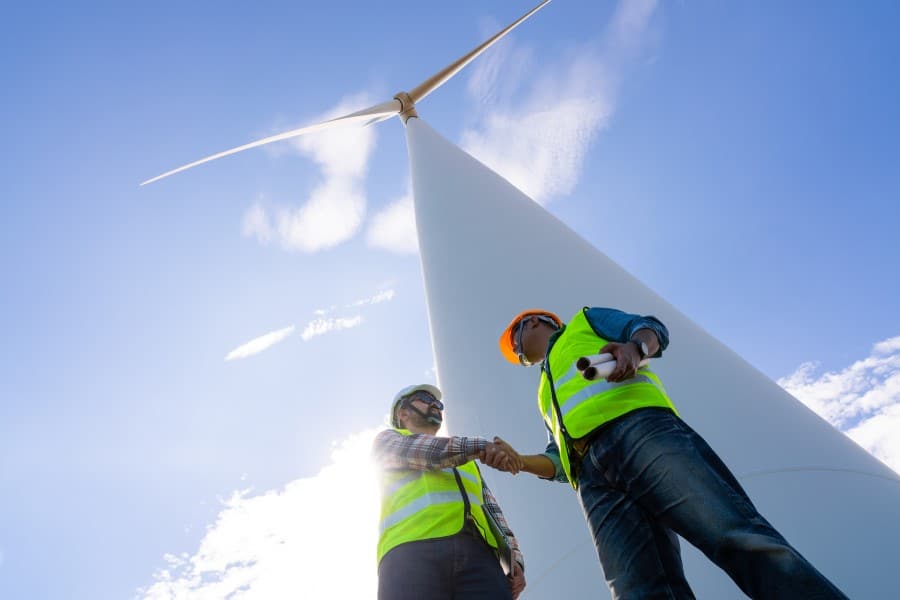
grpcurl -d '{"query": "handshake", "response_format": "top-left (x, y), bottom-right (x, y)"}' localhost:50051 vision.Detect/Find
top-left (480, 436), bottom-right (525, 474)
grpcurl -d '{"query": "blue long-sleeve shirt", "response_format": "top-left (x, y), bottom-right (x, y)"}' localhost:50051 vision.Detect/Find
top-left (539, 307), bottom-right (669, 482)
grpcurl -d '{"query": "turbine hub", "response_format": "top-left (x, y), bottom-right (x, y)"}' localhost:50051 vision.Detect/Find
top-left (394, 91), bottom-right (419, 123)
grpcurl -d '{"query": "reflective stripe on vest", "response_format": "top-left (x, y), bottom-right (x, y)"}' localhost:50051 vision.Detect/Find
top-left (552, 361), bottom-right (582, 388)
top-left (558, 374), bottom-right (664, 419)
top-left (376, 429), bottom-right (499, 563)
top-left (380, 490), bottom-right (483, 533)
top-left (382, 471), bottom-right (422, 498)
top-left (538, 309), bottom-right (677, 489)
top-left (454, 467), bottom-right (480, 487)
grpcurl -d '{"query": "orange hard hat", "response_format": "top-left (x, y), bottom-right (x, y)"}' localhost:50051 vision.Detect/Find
top-left (498, 309), bottom-right (563, 365)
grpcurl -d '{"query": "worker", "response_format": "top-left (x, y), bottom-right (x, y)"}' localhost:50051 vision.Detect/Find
top-left (372, 384), bottom-right (526, 600)
top-left (496, 307), bottom-right (847, 599)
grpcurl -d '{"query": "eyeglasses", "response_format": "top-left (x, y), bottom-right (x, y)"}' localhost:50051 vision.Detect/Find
top-left (513, 315), bottom-right (557, 367)
top-left (513, 319), bottom-right (535, 367)
top-left (405, 391), bottom-right (444, 411)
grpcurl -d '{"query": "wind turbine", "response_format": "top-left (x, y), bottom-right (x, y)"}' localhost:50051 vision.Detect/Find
top-left (143, 1), bottom-right (900, 598)
top-left (141, 0), bottom-right (552, 187)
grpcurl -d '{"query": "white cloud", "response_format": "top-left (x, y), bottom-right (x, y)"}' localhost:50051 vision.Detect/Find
top-left (138, 430), bottom-right (381, 599)
top-left (301, 315), bottom-right (363, 341)
top-left (241, 203), bottom-right (273, 245)
top-left (224, 326), bottom-right (296, 361)
top-left (366, 192), bottom-right (418, 254)
top-left (874, 337), bottom-right (900, 354)
top-left (315, 289), bottom-right (397, 315)
top-left (243, 93), bottom-right (376, 253)
top-left (606, 0), bottom-right (659, 56)
top-left (844, 404), bottom-right (900, 475)
top-left (778, 335), bottom-right (900, 474)
top-left (461, 0), bottom-right (658, 204)
top-left (225, 289), bottom-right (388, 360)
top-left (275, 179), bottom-right (365, 252)
top-left (350, 289), bottom-right (396, 307)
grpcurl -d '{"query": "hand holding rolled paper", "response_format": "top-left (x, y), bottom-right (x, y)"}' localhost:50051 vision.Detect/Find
top-left (577, 352), bottom-right (649, 381)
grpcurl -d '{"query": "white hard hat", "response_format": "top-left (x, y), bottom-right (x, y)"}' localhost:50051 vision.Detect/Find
top-left (391, 384), bottom-right (442, 428)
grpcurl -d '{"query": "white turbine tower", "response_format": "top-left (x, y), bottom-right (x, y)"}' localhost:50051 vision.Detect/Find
top-left (144, 2), bottom-right (900, 598)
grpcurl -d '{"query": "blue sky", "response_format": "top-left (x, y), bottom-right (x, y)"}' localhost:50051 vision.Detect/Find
top-left (2, 1), bottom-right (899, 598)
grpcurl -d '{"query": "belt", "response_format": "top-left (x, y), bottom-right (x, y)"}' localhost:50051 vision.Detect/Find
top-left (570, 407), bottom-right (675, 460)
top-left (571, 427), bottom-right (605, 460)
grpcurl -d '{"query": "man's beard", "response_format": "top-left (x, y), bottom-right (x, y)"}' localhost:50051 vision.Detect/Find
top-left (408, 408), bottom-right (442, 429)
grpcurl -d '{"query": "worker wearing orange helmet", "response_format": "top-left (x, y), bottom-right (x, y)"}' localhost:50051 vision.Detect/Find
top-left (496, 306), bottom-right (847, 600)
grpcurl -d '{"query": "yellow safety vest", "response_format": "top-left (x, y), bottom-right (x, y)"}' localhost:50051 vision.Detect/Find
top-left (377, 429), bottom-right (499, 563)
top-left (538, 308), bottom-right (677, 488)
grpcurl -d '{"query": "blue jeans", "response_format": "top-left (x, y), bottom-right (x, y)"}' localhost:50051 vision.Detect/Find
top-left (377, 528), bottom-right (512, 600)
top-left (576, 408), bottom-right (848, 600)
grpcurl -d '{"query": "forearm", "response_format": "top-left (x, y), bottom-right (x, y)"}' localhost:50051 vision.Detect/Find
top-left (537, 432), bottom-right (570, 482)
top-left (626, 316), bottom-right (668, 356)
top-left (585, 307), bottom-right (669, 355)
top-left (521, 454), bottom-right (557, 479)
top-left (372, 429), bottom-right (487, 471)
top-left (630, 327), bottom-right (660, 357)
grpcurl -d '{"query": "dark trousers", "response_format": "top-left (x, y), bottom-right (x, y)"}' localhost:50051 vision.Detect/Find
top-left (377, 529), bottom-right (512, 600)
top-left (577, 408), bottom-right (848, 600)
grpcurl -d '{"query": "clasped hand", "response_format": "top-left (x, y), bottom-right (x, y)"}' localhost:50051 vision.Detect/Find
top-left (480, 436), bottom-right (524, 474)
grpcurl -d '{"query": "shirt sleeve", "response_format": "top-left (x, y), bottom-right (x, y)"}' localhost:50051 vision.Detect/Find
top-left (540, 427), bottom-right (570, 483)
top-left (371, 428), bottom-right (488, 471)
top-left (584, 306), bottom-right (669, 356)
top-left (481, 479), bottom-right (525, 571)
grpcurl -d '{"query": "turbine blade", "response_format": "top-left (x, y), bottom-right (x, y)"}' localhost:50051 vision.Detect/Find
top-left (363, 112), bottom-right (398, 127)
top-left (408, 0), bottom-right (552, 105)
top-left (141, 98), bottom-right (402, 186)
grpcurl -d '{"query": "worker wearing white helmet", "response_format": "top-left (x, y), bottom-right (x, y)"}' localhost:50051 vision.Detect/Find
top-left (372, 384), bottom-right (526, 600)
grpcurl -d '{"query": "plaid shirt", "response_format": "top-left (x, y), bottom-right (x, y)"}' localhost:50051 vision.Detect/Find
top-left (372, 428), bottom-right (525, 570)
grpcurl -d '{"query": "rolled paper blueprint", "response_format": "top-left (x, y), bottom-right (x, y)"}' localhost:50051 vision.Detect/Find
top-left (576, 353), bottom-right (614, 372)
top-left (582, 358), bottom-right (651, 381)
